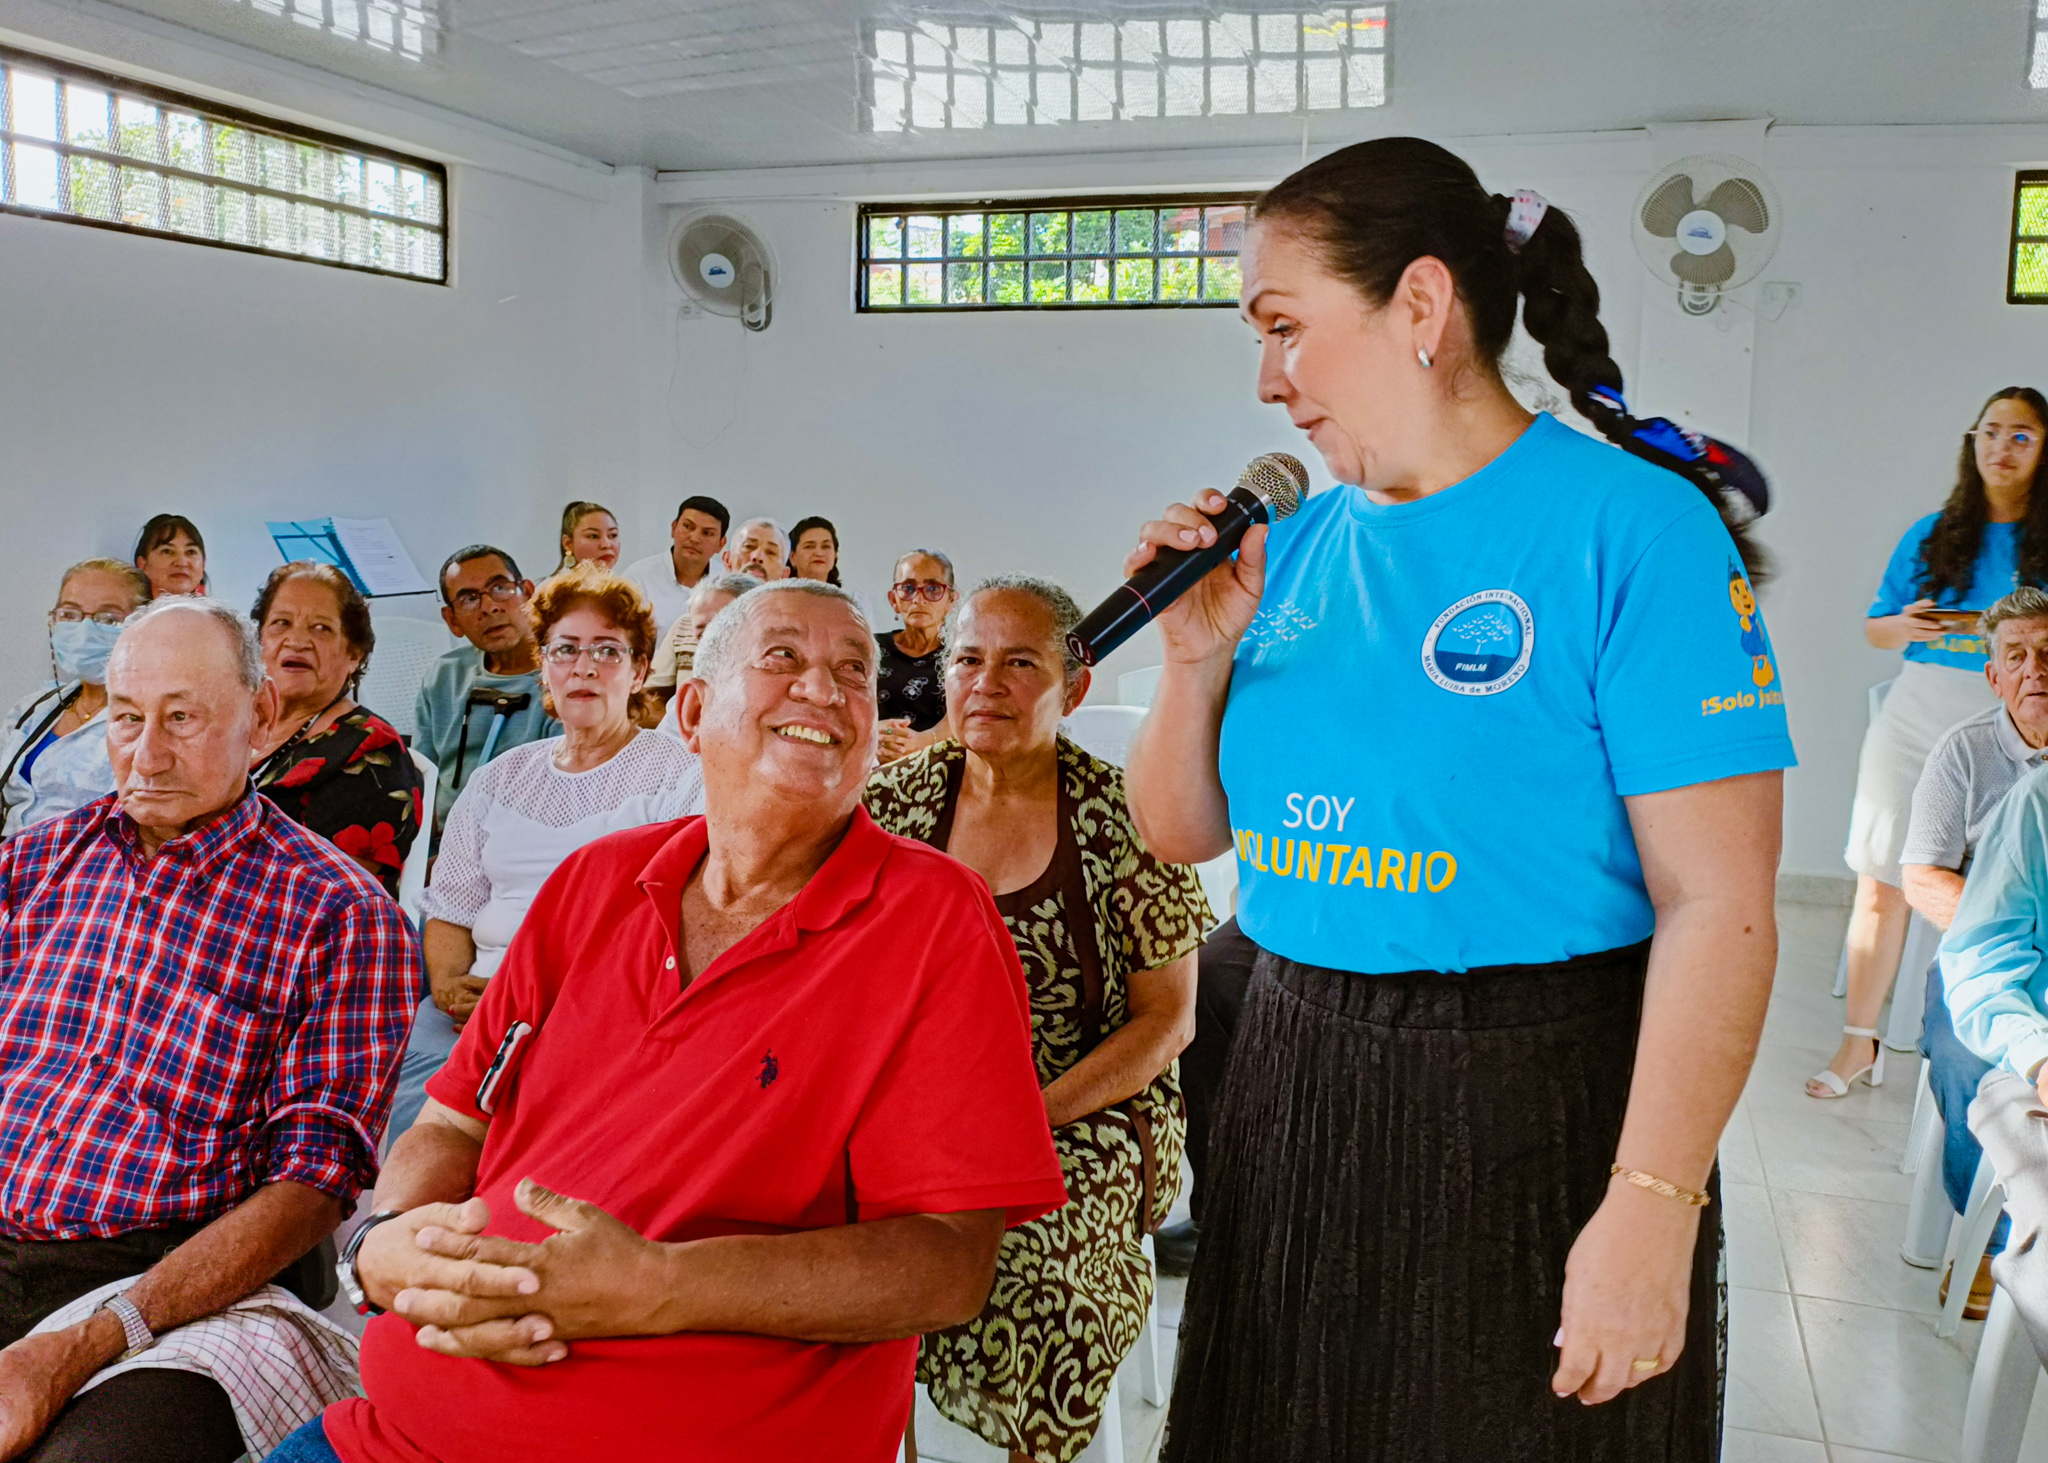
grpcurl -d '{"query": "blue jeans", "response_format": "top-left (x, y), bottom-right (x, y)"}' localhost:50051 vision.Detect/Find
top-left (269, 1416), bottom-right (344, 1463)
top-left (1921, 963), bottom-right (2009, 1254)
top-left (389, 997), bottom-right (460, 1139)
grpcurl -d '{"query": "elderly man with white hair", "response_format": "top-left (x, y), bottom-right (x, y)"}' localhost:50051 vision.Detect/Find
top-left (282, 580), bottom-right (1064, 1463)
top-left (0, 598), bottom-right (421, 1462)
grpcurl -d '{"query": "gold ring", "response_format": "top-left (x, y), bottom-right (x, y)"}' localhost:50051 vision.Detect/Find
top-left (1631, 1358), bottom-right (1661, 1373)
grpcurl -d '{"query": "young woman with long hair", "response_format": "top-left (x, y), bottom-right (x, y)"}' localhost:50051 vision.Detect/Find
top-left (1818, 386), bottom-right (2048, 1099)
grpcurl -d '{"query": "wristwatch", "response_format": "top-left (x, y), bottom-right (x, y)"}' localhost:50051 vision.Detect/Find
top-left (337, 1210), bottom-right (404, 1317)
top-left (95, 1292), bottom-right (153, 1360)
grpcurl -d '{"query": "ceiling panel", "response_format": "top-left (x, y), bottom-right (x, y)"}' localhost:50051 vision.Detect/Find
top-left (45, 0), bottom-right (2048, 171)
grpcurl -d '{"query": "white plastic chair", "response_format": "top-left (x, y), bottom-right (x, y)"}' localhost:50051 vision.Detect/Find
top-left (1117, 665), bottom-right (1163, 708)
top-left (358, 615), bottom-right (455, 741)
top-left (1957, 1282), bottom-right (2041, 1463)
top-left (398, 749), bottom-right (436, 925)
top-left (1061, 705), bottom-right (1149, 769)
top-left (1901, 1059), bottom-right (1952, 1266)
top-left (1938, 1152), bottom-right (2008, 1338)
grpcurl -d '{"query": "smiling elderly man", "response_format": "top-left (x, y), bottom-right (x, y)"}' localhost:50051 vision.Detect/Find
top-left (0, 598), bottom-right (420, 1462)
top-left (291, 579), bottom-right (1064, 1463)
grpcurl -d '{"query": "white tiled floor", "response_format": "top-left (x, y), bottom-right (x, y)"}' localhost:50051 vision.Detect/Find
top-left (918, 897), bottom-right (2048, 1462)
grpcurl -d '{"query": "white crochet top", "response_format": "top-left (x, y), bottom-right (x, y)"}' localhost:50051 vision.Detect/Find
top-left (419, 732), bottom-right (705, 977)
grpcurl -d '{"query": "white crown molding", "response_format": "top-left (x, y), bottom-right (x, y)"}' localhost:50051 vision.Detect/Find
top-left (654, 117), bottom-right (2048, 207)
top-left (652, 130), bottom-right (1662, 206)
top-left (0, 0), bottom-right (615, 199)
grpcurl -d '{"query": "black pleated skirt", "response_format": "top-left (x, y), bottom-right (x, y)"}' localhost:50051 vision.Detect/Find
top-left (1163, 940), bottom-right (1724, 1463)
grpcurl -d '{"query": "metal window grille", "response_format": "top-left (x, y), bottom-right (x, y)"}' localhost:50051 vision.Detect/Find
top-left (862, 6), bottom-right (1387, 133)
top-left (859, 195), bottom-right (1252, 311)
top-left (2032, 0), bottom-right (2048, 88)
top-left (0, 46), bottom-right (448, 283)
top-left (2012, 172), bottom-right (2048, 303)
top-left (232, 0), bottom-right (441, 62)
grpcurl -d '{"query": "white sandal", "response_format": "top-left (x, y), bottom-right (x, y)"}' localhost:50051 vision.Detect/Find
top-left (1806, 1025), bottom-right (1885, 1099)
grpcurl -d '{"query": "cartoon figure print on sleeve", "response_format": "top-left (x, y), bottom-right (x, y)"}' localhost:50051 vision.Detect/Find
top-left (1730, 564), bottom-right (1776, 690)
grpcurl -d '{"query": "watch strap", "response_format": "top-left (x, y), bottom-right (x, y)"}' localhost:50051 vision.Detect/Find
top-left (98, 1292), bottom-right (153, 1359)
top-left (338, 1210), bottom-right (404, 1317)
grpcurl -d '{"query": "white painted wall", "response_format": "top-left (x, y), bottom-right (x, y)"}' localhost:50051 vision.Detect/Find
top-left (651, 125), bottom-right (2048, 881)
top-left (0, 2), bottom-right (645, 707)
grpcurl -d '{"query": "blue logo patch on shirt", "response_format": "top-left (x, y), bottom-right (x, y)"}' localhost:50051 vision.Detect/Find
top-left (1421, 590), bottom-right (1535, 696)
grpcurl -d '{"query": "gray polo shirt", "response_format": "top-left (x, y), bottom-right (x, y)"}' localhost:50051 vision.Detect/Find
top-left (1900, 704), bottom-right (2048, 872)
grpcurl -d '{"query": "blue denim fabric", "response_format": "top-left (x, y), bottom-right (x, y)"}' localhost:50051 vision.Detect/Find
top-left (389, 996), bottom-right (461, 1138)
top-left (1921, 963), bottom-right (2009, 1253)
top-left (268, 1416), bottom-right (345, 1463)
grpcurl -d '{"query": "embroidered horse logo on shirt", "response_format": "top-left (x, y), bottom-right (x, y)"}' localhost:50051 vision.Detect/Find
top-left (758, 1051), bottom-right (779, 1089)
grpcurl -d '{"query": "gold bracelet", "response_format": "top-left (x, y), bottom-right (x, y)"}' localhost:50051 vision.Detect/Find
top-left (1610, 1164), bottom-right (1711, 1208)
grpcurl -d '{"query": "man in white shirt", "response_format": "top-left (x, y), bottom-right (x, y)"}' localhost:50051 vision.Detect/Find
top-left (622, 496), bottom-right (729, 639)
top-left (1901, 586), bottom-right (2048, 1315)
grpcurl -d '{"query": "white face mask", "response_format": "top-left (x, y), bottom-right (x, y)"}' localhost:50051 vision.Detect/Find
top-left (50, 620), bottom-right (121, 685)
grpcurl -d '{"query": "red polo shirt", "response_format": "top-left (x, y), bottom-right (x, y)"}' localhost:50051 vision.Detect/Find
top-left (325, 808), bottom-right (1065, 1463)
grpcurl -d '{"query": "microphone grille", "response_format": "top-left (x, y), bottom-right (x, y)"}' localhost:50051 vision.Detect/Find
top-left (1239, 453), bottom-right (1309, 520)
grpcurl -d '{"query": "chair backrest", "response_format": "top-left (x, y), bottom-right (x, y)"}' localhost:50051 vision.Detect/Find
top-left (359, 615), bottom-right (455, 741)
top-left (398, 748), bottom-right (437, 924)
top-left (1118, 665), bottom-right (1163, 708)
top-left (1060, 704), bottom-right (1148, 768)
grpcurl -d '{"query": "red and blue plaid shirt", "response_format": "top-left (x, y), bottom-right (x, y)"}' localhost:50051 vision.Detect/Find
top-left (0, 790), bottom-right (423, 1239)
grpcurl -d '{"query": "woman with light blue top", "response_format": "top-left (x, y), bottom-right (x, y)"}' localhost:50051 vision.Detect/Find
top-left (1822, 387), bottom-right (2048, 1101)
top-left (1120, 138), bottom-right (1795, 1461)
top-left (0, 559), bottom-right (150, 837)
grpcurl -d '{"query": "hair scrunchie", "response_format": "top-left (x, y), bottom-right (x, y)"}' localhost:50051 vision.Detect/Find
top-left (1502, 189), bottom-right (1550, 252)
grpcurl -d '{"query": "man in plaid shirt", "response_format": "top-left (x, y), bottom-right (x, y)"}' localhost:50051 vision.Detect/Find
top-left (0, 598), bottom-right (421, 1462)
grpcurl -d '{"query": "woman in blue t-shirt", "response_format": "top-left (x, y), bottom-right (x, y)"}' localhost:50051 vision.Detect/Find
top-left (1819, 388), bottom-right (2046, 1100)
top-left (1122, 138), bottom-right (1795, 1461)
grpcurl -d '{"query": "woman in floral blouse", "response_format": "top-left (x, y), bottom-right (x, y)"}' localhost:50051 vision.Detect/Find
top-left (251, 563), bottom-right (422, 897)
top-left (866, 575), bottom-right (1209, 1463)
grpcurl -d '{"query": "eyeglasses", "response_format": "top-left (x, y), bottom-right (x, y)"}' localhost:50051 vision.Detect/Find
top-left (892, 580), bottom-right (953, 603)
top-left (448, 580), bottom-right (524, 613)
top-left (49, 608), bottom-right (127, 626)
top-left (542, 641), bottom-right (630, 667)
top-left (1972, 427), bottom-right (2039, 450)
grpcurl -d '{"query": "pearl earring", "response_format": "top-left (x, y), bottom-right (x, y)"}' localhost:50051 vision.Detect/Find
top-left (1417, 346), bottom-right (1433, 369)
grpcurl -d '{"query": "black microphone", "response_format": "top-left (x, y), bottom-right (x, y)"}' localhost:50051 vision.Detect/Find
top-left (1069, 453), bottom-right (1310, 667)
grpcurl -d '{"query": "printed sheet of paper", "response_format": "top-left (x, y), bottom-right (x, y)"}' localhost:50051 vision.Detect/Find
top-left (330, 518), bottom-right (432, 597)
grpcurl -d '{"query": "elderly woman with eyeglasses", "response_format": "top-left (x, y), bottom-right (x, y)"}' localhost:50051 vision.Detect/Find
top-left (0, 559), bottom-right (152, 838)
top-left (877, 549), bottom-right (958, 763)
top-left (386, 565), bottom-right (705, 1137)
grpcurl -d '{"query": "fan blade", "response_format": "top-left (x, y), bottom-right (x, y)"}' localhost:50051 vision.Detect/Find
top-left (1701, 177), bottom-right (1770, 234)
top-left (1639, 173), bottom-right (1698, 238)
top-left (1670, 244), bottom-right (1736, 286)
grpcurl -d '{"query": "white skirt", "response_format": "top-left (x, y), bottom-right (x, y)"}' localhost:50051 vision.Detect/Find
top-left (1844, 660), bottom-right (1996, 885)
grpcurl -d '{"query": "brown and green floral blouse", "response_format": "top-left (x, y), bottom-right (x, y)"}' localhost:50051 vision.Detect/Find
top-left (254, 705), bottom-right (422, 898)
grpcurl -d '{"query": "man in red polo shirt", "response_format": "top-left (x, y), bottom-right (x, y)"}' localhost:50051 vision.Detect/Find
top-left (297, 579), bottom-right (1064, 1463)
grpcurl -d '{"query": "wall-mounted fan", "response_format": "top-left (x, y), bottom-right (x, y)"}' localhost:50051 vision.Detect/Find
top-left (668, 211), bottom-right (774, 331)
top-left (1631, 154), bottom-right (1780, 316)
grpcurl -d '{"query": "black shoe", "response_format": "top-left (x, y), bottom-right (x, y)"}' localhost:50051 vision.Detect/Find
top-left (1154, 1219), bottom-right (1200, 1277)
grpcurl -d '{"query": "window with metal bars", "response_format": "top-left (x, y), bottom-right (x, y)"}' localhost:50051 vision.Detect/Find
top-left (2012, 172), bottom-right (2048, 303)
top-left (862, 7), bottom-right (1387, 133)
top-left (0, 46), bottom-right (447, 283)
top-left (859, 196), bottom-right (1251, 311)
